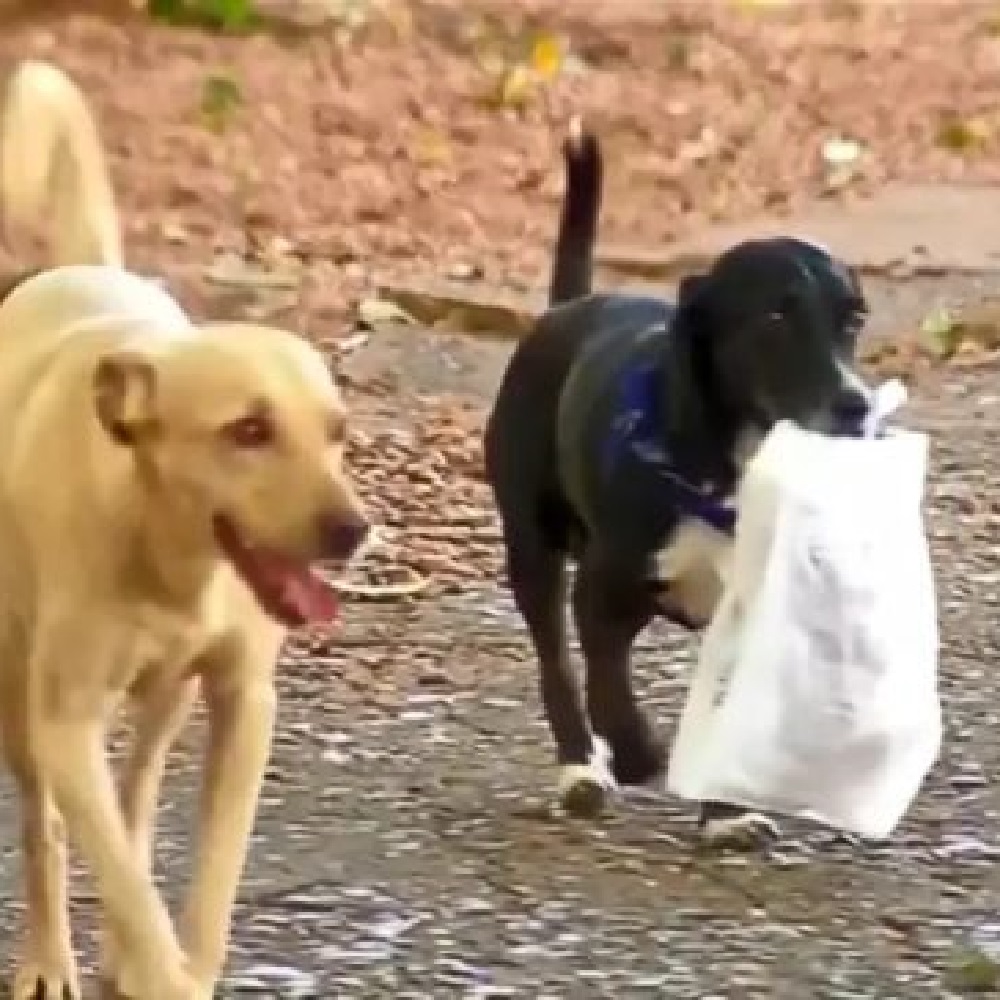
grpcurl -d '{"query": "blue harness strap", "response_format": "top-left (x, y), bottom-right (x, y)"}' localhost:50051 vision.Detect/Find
top-left (557, 316), bottom-right (737, 561)
top-left (600, 361), bottom-right (737, 536)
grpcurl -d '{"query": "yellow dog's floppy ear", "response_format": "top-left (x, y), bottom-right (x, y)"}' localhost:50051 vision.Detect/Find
top-left (93, 349), bottom-right (158, 446)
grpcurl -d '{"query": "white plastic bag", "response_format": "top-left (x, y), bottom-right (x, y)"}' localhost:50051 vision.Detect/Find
top-left (666, 392), bottom-right (940, 840)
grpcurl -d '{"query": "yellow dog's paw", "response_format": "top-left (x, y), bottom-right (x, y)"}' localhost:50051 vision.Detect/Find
top-left (12, 950), bottom-right (81, 1000)
top-left (99, 920), bottom-right (215, 1000)
top-left (103, 955), bottom-right (211, 1000)
top-left (99, 983), bottom-right (210, 1000)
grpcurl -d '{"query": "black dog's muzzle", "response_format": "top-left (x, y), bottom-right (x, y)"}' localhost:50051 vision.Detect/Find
top-left (830, 377), bottom-right (873, 437)
top-left (830, 372), bottom-right (874, 437)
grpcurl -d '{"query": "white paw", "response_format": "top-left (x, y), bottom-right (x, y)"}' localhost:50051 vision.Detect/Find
top-left (12, 951), bottom-right (81, 1000)
top-left (557, 762), bottom-right (615, 819)
top-left (589, 733), bottom-right (613, 781)
top-left (699, 811), bottom-right (780, 851)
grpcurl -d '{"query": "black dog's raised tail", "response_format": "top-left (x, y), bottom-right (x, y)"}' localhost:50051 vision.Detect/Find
top-left (548, 116), bottom-right (602, 306)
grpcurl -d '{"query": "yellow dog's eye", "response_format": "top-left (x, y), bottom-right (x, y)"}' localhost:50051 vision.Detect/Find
top-left (221, 414), bottom-right (274, 448)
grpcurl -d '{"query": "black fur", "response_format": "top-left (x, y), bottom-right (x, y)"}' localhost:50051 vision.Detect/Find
top-left (484, 124), bottom-right (871, 825)
top-left (549, 121), bottom-right (602, 305)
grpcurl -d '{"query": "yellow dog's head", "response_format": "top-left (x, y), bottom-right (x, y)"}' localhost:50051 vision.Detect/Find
top-left (93, 323), bottom-right (368, 626)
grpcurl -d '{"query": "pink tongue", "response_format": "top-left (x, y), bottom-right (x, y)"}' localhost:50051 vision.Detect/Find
top-left (280, 567), bottom-right (340, 623)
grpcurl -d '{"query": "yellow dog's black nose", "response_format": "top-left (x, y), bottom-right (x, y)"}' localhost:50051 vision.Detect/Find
top-left (319, 512), bottom-right (369, 561)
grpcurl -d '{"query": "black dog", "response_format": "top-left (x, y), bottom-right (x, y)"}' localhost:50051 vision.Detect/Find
top-left (484, 121), bottom-right (872, 846)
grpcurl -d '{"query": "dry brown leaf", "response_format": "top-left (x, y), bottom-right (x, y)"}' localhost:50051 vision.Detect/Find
top-left (356, 296), bottom-right (419, 329)
top-left (937, 115), bottom-right (992, 152)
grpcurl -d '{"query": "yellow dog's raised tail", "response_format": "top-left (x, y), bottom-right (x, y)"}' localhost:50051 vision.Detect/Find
top-left (2, 59), bottom-right (122, 268)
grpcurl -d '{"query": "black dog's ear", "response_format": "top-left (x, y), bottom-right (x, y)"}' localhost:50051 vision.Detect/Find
top-left (665, 273), bottom-right (722, 474)
top-left (677, 274), bottom-right (709, 315)
top-left (671, 274), bottom-right (712, 363)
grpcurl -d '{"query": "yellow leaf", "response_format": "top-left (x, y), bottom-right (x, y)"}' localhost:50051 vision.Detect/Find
top-left (731, 0), bottom-right (789, 10)
top-left (530, 32), bottom-right (564, 81)
top-left (413, 127), bottom-right (452, 166)
top-left (498, 64), bottom-right (536, 109)
top-left (919, 306), bottom-right (959, 357)
top-left (380, 0), bottom-right (413, 40)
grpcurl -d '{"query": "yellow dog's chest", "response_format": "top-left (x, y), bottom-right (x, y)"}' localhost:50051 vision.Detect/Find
top-left (103, 612), bottom-right (210, 693)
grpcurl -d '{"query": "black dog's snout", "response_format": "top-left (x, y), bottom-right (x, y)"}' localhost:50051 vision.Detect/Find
top-left (320, 513), bottom-right (370, 560)
top-left (831, 384), bottom-right (872, 436)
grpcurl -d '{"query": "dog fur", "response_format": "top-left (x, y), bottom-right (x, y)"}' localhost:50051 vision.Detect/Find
top-left (0, 60), bottom-right (369, 999)
top-left (484, 120), bottom-right (871, 845)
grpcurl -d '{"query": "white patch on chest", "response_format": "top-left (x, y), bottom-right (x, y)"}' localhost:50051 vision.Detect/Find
top-left (652, 516), bottom-right (733, 626)
top-left (651, 430), bottom-right (761, 625)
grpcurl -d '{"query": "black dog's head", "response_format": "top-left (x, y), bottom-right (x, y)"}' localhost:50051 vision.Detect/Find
top-left (669, 237), bottom-right (870, 455)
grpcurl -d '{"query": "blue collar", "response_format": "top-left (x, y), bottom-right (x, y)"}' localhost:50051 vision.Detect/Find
top-left (601, 362), bottom-right (737, 535)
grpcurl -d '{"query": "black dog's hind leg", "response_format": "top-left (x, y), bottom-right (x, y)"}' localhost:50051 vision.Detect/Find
top-left (572, 552), bottom-right (665, 787)
top-left (697, 801), bottom-right (779, 852)
top-left (504, 527), bottom-right (606, 817)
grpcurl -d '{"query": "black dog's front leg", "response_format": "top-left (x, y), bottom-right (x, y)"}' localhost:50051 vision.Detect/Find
top-left (572, 552), bottom-right (664, 786)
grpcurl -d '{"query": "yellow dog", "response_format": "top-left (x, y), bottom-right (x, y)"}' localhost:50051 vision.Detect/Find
top-left (0, 60), bottom-right (368, 999)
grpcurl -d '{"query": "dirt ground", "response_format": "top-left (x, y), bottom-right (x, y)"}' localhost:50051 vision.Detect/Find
top-left (3, 2), bottom-right (1000, 997)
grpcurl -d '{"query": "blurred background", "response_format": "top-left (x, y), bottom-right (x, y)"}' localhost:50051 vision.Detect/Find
top-left (3, 1), bottom-right (998, 333)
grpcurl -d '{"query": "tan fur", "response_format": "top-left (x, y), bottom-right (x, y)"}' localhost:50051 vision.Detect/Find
top-left (0, 61), bottom-right (366, 1000)
top-left (2, 60), bottom-right (122, 267)
top-left (653, 519), bottom-right (728, 626)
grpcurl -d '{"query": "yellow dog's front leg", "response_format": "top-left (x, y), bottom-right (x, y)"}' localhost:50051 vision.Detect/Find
top-left (29, 634), bottom-right (199, 1000)
top-left (179, 635), bottom-right (279, 995)
top-left (100, 676), bottom-right (200, 995)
